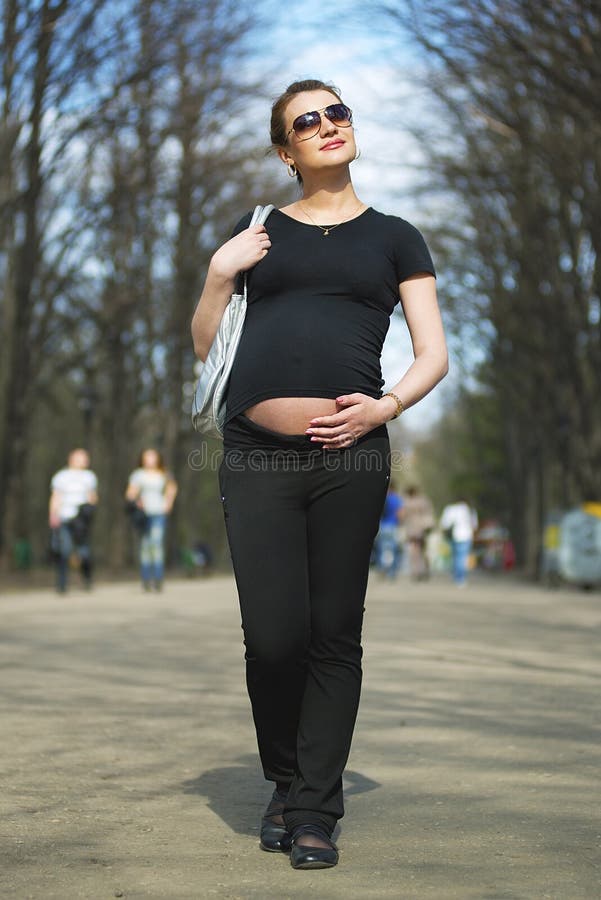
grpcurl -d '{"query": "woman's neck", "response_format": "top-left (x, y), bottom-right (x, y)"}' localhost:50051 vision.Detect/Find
top-left (299, 174), bottom-right (362, 215)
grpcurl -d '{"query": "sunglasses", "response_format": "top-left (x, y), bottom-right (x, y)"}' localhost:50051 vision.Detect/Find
top-left (286, 103), bottom-right (353, 141)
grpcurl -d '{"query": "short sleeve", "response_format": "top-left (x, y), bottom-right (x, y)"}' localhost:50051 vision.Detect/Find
top-left (128, 469), bottom-right (143, 489)
top-left (393, 219), bottom-right (436, 284)
top-left (87, 471), bottom-right (98, 492)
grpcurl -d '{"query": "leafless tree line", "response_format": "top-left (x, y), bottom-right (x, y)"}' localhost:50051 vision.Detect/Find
top-left (4, 0), bottom-right (598, 575)
top-left (385, 0), bottom-right (601, 569)
top-left (0, 0), bottom-right (289, 570)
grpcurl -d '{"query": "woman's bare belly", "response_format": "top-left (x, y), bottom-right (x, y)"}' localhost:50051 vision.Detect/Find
top-left (243, 397), bottom-right (339, 434)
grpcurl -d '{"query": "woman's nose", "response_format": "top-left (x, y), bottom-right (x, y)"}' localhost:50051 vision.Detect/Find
top-left (320, 115), bottom-right (337, 137)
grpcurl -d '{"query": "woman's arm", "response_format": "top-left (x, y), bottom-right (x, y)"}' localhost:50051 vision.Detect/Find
top-left (380, 273), bottom-right (448, 418)
top-left (125, 481), bottom-right (140, 502)
top-left (191, 224), bottom-right (272, 361)
top-left (164, 478), bottom-right (178, 514)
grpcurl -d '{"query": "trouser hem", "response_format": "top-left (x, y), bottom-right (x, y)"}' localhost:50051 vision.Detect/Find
top-left (283, 813), bottom-right (337, 837)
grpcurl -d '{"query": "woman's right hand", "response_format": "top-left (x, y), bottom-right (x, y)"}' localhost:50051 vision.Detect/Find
top-left (210, 224), bottom-right (271, 281)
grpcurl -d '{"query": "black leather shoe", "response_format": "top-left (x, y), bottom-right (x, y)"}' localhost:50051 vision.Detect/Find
top-left (259, 790), bottom-right (290, 852)
top-left (289, 824), bottom-right (339, 869)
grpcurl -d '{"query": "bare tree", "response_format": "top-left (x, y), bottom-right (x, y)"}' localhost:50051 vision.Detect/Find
top-left (381, 0), bottom-right (601, 570)
top-left (0, 0), bottom-right (287, 570)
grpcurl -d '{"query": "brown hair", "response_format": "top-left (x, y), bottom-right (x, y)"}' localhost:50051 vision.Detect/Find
top-left (137, 448), bottom-right (166, 471)
top-left (270, 79), bottom-right (344, 186)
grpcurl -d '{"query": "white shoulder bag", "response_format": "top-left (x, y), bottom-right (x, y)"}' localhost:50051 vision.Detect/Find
top-left (192, 204), bottom-right (274, 439)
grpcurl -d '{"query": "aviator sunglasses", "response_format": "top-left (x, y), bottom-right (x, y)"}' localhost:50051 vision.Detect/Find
top-left (287, 103), bottom-right (353, 141)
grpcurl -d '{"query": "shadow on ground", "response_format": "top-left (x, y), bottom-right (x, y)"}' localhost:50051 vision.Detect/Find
top-left (182, 756), bottom-right (380, 836)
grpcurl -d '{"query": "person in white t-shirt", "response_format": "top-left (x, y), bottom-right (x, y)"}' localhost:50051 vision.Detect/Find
top-left (125, 448), bottom-right (178, 591)
top-left (439, 498), bottom-right (478, 586)
top-left (49, 448), bottom-right (98, 592)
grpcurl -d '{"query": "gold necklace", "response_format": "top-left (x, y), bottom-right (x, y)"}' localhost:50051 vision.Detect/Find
top-left (300, 201), bottom-right (365, 236)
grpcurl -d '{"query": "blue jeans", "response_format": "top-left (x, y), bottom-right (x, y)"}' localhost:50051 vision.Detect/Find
top-left (140, 514), bottom-right (167, 584)
top-left (53, 523), bottom-right (92, 592)
top-left (451, 539), bottom-right (472, 584)
top-left (376, 524), bottom-right (402, 577)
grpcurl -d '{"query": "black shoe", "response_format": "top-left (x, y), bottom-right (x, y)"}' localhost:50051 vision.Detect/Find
top-left (289, 824), bottom-right (339, 869)
top-left (259, 790), bottom-right (290, 853)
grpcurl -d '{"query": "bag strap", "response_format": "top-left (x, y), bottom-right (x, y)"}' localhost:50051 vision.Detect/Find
top-left (249, 203), bottom-right (275, 227)
top-left (242, 204), bottom-right (275, 299)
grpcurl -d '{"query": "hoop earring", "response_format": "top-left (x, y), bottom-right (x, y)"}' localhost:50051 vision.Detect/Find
top-left (287, 163), bottom-right (297, 178)
top-left (354, 147), bottom-right (361, 161)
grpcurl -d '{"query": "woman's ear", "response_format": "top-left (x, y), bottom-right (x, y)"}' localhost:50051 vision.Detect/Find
top-left (277, 147), bottom-right (294, 167)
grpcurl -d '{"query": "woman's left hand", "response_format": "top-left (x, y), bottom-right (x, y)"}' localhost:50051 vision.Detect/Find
top-left (305, 393), bottom-right (396, 449)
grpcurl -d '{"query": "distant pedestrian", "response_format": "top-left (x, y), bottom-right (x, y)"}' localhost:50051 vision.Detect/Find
top-left (49, 448), bottom-right (98, 593)
top-left (403, 485), bottom-right (435, 580)
top-left (125, 449), bottom-right (178, 592)
top-left (440, 498), bottom-right (478, 586)
top-left (375, 481), bottom-right (404, 578)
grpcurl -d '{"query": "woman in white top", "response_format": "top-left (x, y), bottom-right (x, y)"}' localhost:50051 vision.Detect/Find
top-left (439, 498), bottom-right (478, 585)
top-left (126, 449), bottom-right (178, 591)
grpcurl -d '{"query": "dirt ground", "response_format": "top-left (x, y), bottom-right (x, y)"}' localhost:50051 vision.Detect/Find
top-left (1, 572), bottom-right (600, 899)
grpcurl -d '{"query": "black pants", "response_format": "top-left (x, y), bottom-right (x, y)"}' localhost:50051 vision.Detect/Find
top-left (219, 414), bottom-right (390, 834)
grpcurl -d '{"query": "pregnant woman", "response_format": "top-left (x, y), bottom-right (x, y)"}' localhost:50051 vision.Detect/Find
top-left (191, 79), bottom-right (448, 870)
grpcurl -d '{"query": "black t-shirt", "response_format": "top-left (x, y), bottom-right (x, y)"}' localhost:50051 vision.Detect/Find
top-left (224, 207), bottom-right (435, 424)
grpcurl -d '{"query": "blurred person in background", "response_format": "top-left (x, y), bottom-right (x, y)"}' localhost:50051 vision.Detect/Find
top-left (375, 480), bottom-right (404, 578)
top-left (191, 78), bottom-right (447, 869)
top-left (125, 449), bottom-right (178, 592)
top-left (403, 485), bottom-right (435, 581)
top-left (440, 497), bottom-right (478, 586)
top-left (49, 448), bottom-right (98, 593)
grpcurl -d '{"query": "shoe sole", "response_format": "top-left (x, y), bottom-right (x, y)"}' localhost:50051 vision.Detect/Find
top-left (291, 859), bottom-right (338, 869)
